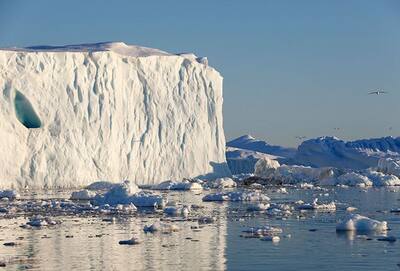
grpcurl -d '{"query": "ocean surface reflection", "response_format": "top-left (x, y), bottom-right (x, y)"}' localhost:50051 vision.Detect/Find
top-left (0, 187), bottom-right (400, 270)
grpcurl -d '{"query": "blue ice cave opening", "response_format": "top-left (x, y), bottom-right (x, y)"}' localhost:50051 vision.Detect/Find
top-left (14, 91), bottom-right (42, 129)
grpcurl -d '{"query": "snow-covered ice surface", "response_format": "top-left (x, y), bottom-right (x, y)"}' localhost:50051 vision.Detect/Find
top-left (151, 180), bottom-right (203, 191)
top-left (0, 42), bottom-right (230, 189)
top-left (227, 135), bottom-right (400, 176)
top-left (293, 136), bottom-right (400, 169)
top-left (252, 155), bottom-right (400, 187)
top-left (227, 135), bottom-right (296, 158)
top-left (226, 146), bottom-right (281, 175)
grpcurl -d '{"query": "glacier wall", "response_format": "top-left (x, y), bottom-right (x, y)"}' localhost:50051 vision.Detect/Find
top-left (0, 42), bottom-right (231, 189)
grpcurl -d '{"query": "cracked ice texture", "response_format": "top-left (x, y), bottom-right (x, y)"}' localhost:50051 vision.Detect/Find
top-left (0, 42), bottom-right (231, 189)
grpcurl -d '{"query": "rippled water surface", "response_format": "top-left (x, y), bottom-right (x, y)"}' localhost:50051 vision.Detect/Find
top-left (0, 187), bottom-right (399, 270)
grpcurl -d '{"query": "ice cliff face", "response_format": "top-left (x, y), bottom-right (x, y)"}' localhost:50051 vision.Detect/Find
top-left (0, 42), bottom-right (231, 189)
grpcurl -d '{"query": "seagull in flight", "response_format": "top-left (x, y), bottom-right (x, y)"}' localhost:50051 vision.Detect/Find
top-left (368, 90), bottom-right (388, 95)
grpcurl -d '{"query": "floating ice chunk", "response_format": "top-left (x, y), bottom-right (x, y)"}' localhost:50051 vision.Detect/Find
top-left (143, 222), bottom-right (179, 233)
top-left (260, 236), bottom-right (280, 242)
top-left (247, 203), bottom-right (270, 212)
top-left (202, 191), bottom-right (270, 202)
top-left (336, 214), bottom-right (388, 232)
top-left (243, 226), bottom-right (283, 236)
top-left (275, 187), bottom-right (288, 194)
top-left (0, 190), bottom-right (20, 200)
top-left (299, 183), bottom-right (314, 189)
top-left (92, 181), bottom-right (135, 205)
top-left (313, 201), bottom-right (336, 211)
top-left (144, 222), bottom-right (161, 233)
top-left (70, 189), bottom-right (96, 200)
top-left (129, 193), bottom-right (165, 208)
top-left (297, 198), bottom-right (336, 211)
top-left (206, 177), bottom-right (237, 189)
top-left (92, 181), bottom-right (164, 207)
top-left (335, 173), bottom-right (373, 187)
top-left (163, 206), bottom-right (190, 217)
top-left (152, 180), bottom-right (202, 191)
top-left (26, 216), bottom-right (60, 227)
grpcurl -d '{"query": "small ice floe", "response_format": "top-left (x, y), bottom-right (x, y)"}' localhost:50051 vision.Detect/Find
top-left (143, 222), bottom-right (179, 233)
top-left (70, 189), bottom-right (96, 200)
top-left (151, 180), bottom-right (202, 191)
top-left (0, 189), bottom-right (20, 200)
top-left (324, 172), bottom-right (373, 187)
top-left (202, 191), bottom-right (269, 202)
top-left (298, 183), bottom-right (314, 189)
top-left (92, 181), bottom-right (165, 208)
top-left (267, 203), bottom-right (293, 216)
top-left (25, 216), bottom-right (60, 227)
top-left (297, 198), bottom-right (336, 211)
top-left (274, 187), bottom-right (288, 194)
top-left (336, 214), bottom-right (388, 232)
top-left (260, 236), bottom-right (280, 242)
top-left (242, 226), bottom-right (283, 239)
top-left (206, 177), bottom-right (237, 189)
top-left (247, 203), bottom-right (270, 212)
top-left (163, 205), bottom-right (191, 217)
top-left (116, 203), bottom-right (137, 212)
top-left (119, 236), bottom-right (140, 245)
top-left (130, 193), bottom-right (165, 208)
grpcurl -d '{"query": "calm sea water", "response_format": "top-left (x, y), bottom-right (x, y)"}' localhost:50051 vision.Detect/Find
top-left (0, 187), bottom-right (399, 271)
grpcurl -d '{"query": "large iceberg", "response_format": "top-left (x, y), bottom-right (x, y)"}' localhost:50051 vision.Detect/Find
top-left (225, 135), bottom-right (295, 175)
top-left (293, 136), bottom-right (400, 169)
top-left (0, 42), bottom-right (231, 189)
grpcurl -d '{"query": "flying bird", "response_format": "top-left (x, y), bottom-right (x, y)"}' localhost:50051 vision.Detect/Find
top-left (368, 90), bottom-right (388, 95)
top-left (295, 136), bottom-right (307, 140)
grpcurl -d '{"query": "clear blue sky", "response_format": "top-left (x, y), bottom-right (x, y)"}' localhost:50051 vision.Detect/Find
top-left (1, 0), bottom-right (399, 147)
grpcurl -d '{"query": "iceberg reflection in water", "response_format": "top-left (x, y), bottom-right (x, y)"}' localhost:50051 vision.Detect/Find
top-left (0, 191), bottom-right (227, 271)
